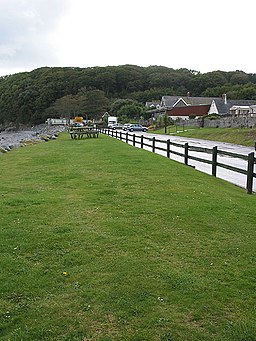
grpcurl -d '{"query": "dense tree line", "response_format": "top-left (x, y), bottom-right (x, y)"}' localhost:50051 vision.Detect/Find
top-left (1, 65), bottom-right (256, 125)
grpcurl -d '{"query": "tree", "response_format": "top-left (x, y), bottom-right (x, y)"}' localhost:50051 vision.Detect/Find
top-left (0, 64), bottom-right (256, 126)
top-left (43, 94), bottom-right (79, 119)
top-left (44, 89), bottom-right (110, 121)
top-left (230, 71), bottom-right (249, 85)
top-left (82, 89), bottom-right (109, 120)
top-left (110, 99), bottom-right (135, 116)
top-left (117, 101), bottom-right (145, 120)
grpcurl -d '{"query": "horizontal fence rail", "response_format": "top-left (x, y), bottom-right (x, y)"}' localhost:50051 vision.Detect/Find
top-left (100, 129), bottom-right (256, 194)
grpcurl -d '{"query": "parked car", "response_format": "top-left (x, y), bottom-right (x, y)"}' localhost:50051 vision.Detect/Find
top-left (110, 123), bottom-right (123, 130)
top-left (73, 122), bottom-right (84, 127)
top-left (122, 123), bottom-right (131, 131)
top-left (127, 124), bottom-right (148, 132)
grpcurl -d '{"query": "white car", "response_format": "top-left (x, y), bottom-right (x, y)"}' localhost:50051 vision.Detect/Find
top-left (110, 123), bottom-right (123, 130)
top-left (122, 124), bottom-right (131, 131)
top-left (126, 124), bottom-right (148, 132)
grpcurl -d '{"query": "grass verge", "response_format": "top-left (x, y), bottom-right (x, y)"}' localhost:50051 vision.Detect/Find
top-left (152, 126), bottom-right (256, 147)
top-left (0, 132), bottom-right (256, 340)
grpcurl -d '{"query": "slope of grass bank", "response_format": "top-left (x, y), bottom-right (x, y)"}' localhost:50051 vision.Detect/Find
top-left (153, 126), bottom-right (256, 147)
top-left (0, 133), bottom-right (256, 340)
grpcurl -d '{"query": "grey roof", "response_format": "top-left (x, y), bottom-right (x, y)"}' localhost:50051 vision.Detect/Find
top-left (216, 99), bottom-right (256, 114)
top-left (145, 101), bottom-right (160, 108)
top-left (161, 96), bottom-right (183, 107)
top-left (161, 96), bottom-right (214, 107)
top-left (161, 96), bottom-right (256, 115)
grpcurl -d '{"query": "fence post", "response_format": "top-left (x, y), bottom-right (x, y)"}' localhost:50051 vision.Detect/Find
top-left (126, 132), bottom-right (128, 143)
top-left (141, 135), bottom-right (144, 148)
top-left (120, 131), bottom-right (122, 141)
top-left (152, 137), bottom-right (155, 153)
top-left (212, 146), bottom-right (218, 177)
top-left (167, 139), bottom-right (170, 158)
top-left (184, 143), bottom-right (189, 165)
top-left (133, 134), bottom-right (136, 146)
top-left (111, 130), bottom-right (114, 137)
top-left (115, 131), bottom-right (117, 139)
top-left (246, 152), bottom-right (254, 194)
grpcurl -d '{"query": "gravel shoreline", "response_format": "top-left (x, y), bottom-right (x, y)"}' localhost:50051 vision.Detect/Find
top-left (0, 124), bottom-right (66, 153)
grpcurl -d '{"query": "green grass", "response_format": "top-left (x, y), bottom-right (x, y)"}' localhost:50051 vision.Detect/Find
top-left (0, 133), bottom-right (256, 340)
top-left (152, 126), bottom-right (256, 147)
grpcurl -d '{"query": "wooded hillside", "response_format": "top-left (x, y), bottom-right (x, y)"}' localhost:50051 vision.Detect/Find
top-left (1, 65), bottom-right (256, 125)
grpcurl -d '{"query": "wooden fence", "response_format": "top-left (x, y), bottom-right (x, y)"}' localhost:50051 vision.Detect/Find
top-left (99, 129), bottom-right (256, 194)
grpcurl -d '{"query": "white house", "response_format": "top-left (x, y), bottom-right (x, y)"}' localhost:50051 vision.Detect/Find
top-left (159, 95), bottom-right (256, 119)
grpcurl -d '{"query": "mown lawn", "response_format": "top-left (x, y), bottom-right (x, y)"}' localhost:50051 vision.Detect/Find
top-left (0, 132), bottom-right (256, 340)
top-left (153, 126), bottom-right (256, 147)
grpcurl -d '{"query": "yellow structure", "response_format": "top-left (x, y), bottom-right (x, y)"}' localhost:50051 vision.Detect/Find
top-left (74, 116), bottom-right (83, 123)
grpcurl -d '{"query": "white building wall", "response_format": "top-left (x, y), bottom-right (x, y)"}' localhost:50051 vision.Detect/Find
top-left (46, 118), bottom-right (67, 125)
top-left (170, 116), bottom-right (189, 121)
top-left (208, 100), bottom-right (219, 115)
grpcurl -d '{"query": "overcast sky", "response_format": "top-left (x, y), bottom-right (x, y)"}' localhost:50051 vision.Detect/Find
top-left (0, 0), bottom-right (255, 77)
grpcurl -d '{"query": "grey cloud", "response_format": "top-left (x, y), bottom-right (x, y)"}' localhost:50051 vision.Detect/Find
top-left (0, 0), bottom-right (68, 74)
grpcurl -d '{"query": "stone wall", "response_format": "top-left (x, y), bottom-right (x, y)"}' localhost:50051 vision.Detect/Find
top-left (182, 117), bottom-right (256, 128)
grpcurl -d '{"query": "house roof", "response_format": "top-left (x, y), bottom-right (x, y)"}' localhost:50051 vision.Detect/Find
top-left (161, 96), bottom-right (213, 107)
top-left (167, 105), bottom-right (210, 117)
top-left (161, 95), bottom-right (256, 115)
top-left (145, 101), bottom-right (160, 108)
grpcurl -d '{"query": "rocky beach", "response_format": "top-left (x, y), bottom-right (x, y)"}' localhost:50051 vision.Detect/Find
top-left (0, 124), bottom-right (66, 154)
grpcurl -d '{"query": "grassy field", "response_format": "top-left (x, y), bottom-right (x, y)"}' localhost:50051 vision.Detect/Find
top-left (0, 132), bottom-right (256, 340)
top-left (152, 126), bottom-right (256, 147)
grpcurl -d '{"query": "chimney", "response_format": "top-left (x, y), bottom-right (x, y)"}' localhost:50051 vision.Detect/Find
top-left (222, 93), bottom-right (227, 105)
top-left (187, 91), bottom-right (190, 98)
